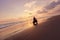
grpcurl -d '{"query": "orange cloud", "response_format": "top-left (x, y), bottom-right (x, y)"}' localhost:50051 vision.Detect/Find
top-left (24, 0), bottom-right (45, 17)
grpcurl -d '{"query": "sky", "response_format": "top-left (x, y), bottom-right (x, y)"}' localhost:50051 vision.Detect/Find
top-left (0, 0), bottom-right (60, 20)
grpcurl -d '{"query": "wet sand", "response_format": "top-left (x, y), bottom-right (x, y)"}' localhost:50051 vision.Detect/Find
top-left (4, 15), bottom-right (60, 40)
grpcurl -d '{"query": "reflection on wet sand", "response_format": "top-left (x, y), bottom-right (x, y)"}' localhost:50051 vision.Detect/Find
top-left (0, 18), bottom-right (46, 40)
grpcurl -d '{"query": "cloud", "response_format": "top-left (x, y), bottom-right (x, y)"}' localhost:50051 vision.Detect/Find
top-left (48, 5), bottom-right (60, 14)
top-left (36, 0), bottom-right (60, 14)
top-left (23, 0), bottom-right (60, 16)
top-left (36, 5), bottom-right (60, 19)
top-left (36, 9), bottom-right (47, 14)
top-left (24, 1), bottom-right (36, 9)
top-left (24, 0), bottom-right (45, 17)
top-left (45, 0), bottom-right (60, 10)
top-left (24, 0), bottom-right (52, 14)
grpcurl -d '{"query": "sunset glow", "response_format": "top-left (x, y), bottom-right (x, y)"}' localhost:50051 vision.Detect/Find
top-left (0, 0), bottom-right (60, 40)
top-left (0, 0), bottom-right (60, 20)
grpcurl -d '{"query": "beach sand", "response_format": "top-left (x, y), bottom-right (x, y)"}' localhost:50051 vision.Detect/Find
top-left (0, 15), bottom-right (60, 40)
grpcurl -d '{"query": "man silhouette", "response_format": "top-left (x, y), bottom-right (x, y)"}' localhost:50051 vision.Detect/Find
top-left (33, 17), bottom-right (38, 25)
